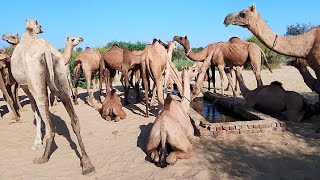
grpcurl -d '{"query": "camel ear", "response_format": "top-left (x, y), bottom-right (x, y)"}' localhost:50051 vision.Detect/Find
top-left (35, 19), bottom-right (38, 24)
top-left (250, 4), bottom-right (256, 11)
top-left (67, 36), bottom-right (70, 40)
top-left (185, 36), bottom-right (188, 39)
top-left (15, 33), bottom-right (19, 36)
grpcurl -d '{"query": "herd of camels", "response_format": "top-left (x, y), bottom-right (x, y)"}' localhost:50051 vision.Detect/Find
top-left (0, 4), bottom-right (319, 174)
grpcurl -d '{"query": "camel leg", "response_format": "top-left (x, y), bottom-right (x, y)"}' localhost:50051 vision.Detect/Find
top-left (73, 62), bottom-right (81, 105)
top-left (134, 68), bottom-right (141, 103)
top-left (217, 65), bottom-right (225, 96)
top-left (122, 70), bottom-right (131, 105)
top-left (225, 70), bottom-right (237, 97)
top-left (14, 83), bottom-right (25, 111)
top-left (155, 77), bottom-right (164, 108)
top-left (211, 65), bottom-right (216, 93)
top-left (166, 136), bottom-right (192, 166)
top-left (141, 61), bottom-right (149, 117)
top-left (113, 108), bottom-right (126, 122)
top-left (83, 70), bottom-right (95, 108)
top-left (58, 88), bottom-right (95, 174)
top-left (206, 69), bottom-right (210, 90)
top-left (150, 83), bottom-right (157, 106)
top-left (146, 127), bottom-right (161, 163)
top-left (21, 86), bottom-right (45, 150)
top-left (0, 73), bottom-right (19, 121)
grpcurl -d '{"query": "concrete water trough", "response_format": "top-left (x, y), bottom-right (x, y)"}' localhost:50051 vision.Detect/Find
top-left (189, 91), bottom-right (287, 137)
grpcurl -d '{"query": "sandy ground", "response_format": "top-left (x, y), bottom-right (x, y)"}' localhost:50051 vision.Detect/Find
top-left (0, 65), bottom-right (319, 180)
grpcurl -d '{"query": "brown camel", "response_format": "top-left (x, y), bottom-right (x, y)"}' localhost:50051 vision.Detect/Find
top-left (2, 33), bottom-right (25, 112)
top-left (51, 36), bottom-right (83, 106)
top-left (11, 19), bottom-right (94, 174)
top-left (140, 39), bottom-right (183, 117)
top-left (73, 47), bottom-right (101, 107)
top-left (224, 4), bottom-right (320, 94)
top-left (235, 67), bottom-right (308, 122)
top-left (98, 89), bottom-right (126, 121)
top-left (0, 49), bottom-right (20, 121)
top-left (174, 35), bottom-right (272, 97)
top-left (146, 67), bottom-right (194, 167)
top-left (98, 44), bottom-right (142, 105)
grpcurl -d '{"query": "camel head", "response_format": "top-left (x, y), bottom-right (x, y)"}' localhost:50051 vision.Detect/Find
top-left (224, 4), bottom-right (258, 28)
top-left (25, 19), bottom-right (43, 34)
top-left (167, 40), bottom-right (177, 52)
top-left (173, 35), bottom-right (190, 49)
top-left (0, 49), bottom-right (10, 62)
top-left (67, 36), bottom-right (84, 47)
top-left (2, 33), bottom-right (20, 45)
top-left (290, 58), bottom-right (308, 71)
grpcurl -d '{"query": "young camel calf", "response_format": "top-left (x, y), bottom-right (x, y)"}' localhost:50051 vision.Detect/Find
top-left (146, 67), bottom-right (194, 168)
top-left (98, 89), bottom-right (126, 121)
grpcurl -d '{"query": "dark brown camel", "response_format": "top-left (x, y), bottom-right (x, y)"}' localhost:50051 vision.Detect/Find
top-left (98, 44), bottom-right (142, 105)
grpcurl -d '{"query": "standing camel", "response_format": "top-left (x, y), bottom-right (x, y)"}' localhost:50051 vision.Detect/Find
top-left (224, 4), bottom-right (320, 95)
top-left (2, 33), bottom-right (25, 112)
top-left (0, 49), bottom-right (20, 121)
top-left (174, 36), bottom-right (272, 97)
top-left (73, 47), bottom-right (101, 107)
top-left (52, 36), bottom-right (83, 106)
top-left (98, 44), bottom-right (142, 105)
top-left (235, 67), bottom-right (309, 122)
top-left (146, 67), bottom-right (194, 167)
top-left (11, 19), bottom-right (94, 175)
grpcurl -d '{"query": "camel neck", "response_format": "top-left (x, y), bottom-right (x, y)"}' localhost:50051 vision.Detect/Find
top-left (296, 67), bottom-right (320, 94)
top-left (63, 43), bottom-right (73, 64)
top-left (181, 72), bottom-right (191, 110)
top-left (248, 14), bottom-right (315, 58)
top-left (21, 29), bottom-right (37, 43)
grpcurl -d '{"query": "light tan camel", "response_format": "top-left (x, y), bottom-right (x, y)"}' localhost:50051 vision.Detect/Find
top-left (146, 67), bottom-right (194, 167)
top-left (290, 58), bottom-right (320, 94)
top-left (99, 44), bottom-right (142, 105)
top-left (98, 89), bottom-right (126, 121)
top-left (174, 35), bottom-right (272, 97)
top-left (2, 33), bottom-right (25, 112)
top-left (235, 67), bottom-right (308, 122)
top-left (0, 49), bottom-right (20, 121)
top-left (51, 36), bottom-right (83, 106)
top-left (73, 47), bottom-right (101, 107)
top-left (11, 19), bottom-right (94, 175)
top-left (140, 39), bottom-right (183, 117)
top-left (224, 4), bottom-right (320, 94)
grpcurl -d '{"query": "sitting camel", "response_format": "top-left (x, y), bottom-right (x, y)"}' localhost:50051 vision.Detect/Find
top-left (0, 49), bottom-right (20, 121)
top-left (98, 89), bottom-right (126, 121)
top-left (73, 47), bottom-right (101, 107)
top-left (173, 35), bottom-right (272, 97)
top-left (2, 33), bottom-right (24, 112)
top-left (98, 44), bottom-right (142, 105)
top-left (11, 19), bottom-right (94, 175)
top-left (51, 36), bottom-right (83, 105)
top-left (146, 67), bottom-right (194, 167)
top-left (235, 67), bottom-right (309, 122)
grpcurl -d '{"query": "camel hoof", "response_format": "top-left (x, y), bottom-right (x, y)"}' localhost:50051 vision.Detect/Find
top-left (156, 161), bottom-right (168, 168)
top-left (31, 144), bottom-right (45, 150)
top-left (81, 156), bottom-right (95, 175)
top-left (19, 107), bottom-right (27, 112)
top-left (105, 116), bottom-right (112, 121)
top-left (73, 100), bottom-right (79, 105)
top-left (33, 157), bottom-right (49, 164)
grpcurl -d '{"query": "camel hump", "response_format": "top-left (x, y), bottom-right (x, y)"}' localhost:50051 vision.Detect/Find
top-left (112, 44), bottom-right (120, 48)
top-left (152, 38), bottom-right (158, 44)
top-left (163, 94), bottom-right (173, 110)
top-left (85, 46), bottom-right (91, 50)
top-left (111, 89), bottom-right (116, 95)
top-left (270, 81), bottom-right (283, 87)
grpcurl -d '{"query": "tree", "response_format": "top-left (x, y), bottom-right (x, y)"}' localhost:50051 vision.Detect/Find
top-left (285, 23), bottom-right (315, 36)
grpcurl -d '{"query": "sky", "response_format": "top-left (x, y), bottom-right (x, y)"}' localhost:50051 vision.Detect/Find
top-left (1, 0), bottom-right (319, 49)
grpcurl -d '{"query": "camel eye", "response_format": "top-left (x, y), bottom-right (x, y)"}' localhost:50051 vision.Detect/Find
top-left (240, 13), bottom-right (245, 18)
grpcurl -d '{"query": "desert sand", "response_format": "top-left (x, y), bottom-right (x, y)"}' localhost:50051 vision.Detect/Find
top-left (0, 65), bottom-right (319, 180)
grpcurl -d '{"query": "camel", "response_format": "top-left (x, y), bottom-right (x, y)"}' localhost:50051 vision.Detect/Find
top-left (290, 58), bottom-right (320, 94)
top-left (0, 49), bottom-right (20, 121)
top-left (174, 36), bottom-right (272, 97)
top-left (146, 67), bottom-right (194, 167)
top-left (2, 33), bottom-right (25, 112)
top-left (224, 4), bottom-right (320, 94)
top-left (73, 47), bottom-right (101, 107)
top-left (235, 67), bottom-right (309, 122)
top-left (11, 19), bottom-right (94, 175)
top-left (98, 89), bottom-right (126, 121)
top-left (140, 39), bottom-right (183, 117)
top-left (99, 45), bottom-right (143, 105)
top-left (51, 36), bottom-right (83, 106)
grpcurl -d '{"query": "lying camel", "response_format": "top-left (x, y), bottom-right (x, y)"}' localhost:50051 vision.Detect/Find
top-left (73, 47), bottom-right (101, 107)
top-left (174, 35), bottom-right (272, 97)
top-left (235, 67), bottom-right (309, 122)
top-left (11, 19), bottom-right (94, 174)
top-left (0, 49), bottom-right (20, 121)
top-left (98, 89), bottom-right (126, 121)
top-left (146, 67), bottom-right (194, 167)
top-left (2, 33), bottom-right (24, 112)
top-left (99, 44), bottom-right (142, 105)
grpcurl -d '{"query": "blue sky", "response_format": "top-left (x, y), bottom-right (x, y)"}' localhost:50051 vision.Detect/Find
top-left (1, 0), bottom-right (319, 49)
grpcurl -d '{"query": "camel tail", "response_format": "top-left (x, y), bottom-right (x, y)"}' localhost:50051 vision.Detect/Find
top-left (260, 49), bottom-right (273, 73)
top-left (44, 50), bottom-right (59, 92)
